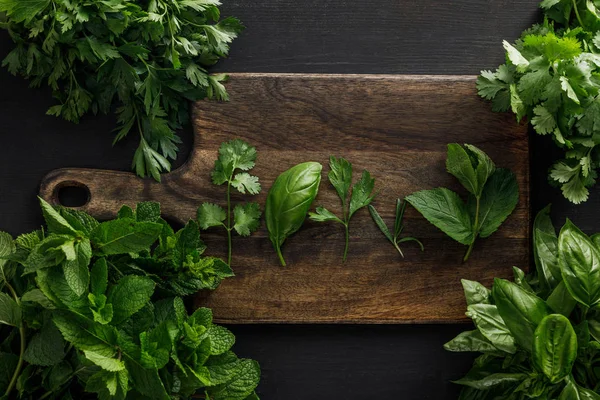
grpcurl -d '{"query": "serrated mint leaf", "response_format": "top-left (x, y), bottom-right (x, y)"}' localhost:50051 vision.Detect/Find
top-left (86, 369), bottom-right (128, 399)
top-left (475, 168), bottom-right (519, 238)
top-left (173, 220), bottom-right (205, 267)
top-left (23, 319), bottom-right (65, 366)
top-left (135, 202), bottom-right (161, 222)
top-left (107, 275), bottom-right (155, 324)
top-left (90, 258), bottom-right (108, 296)
top-left (406, 188), bottom-right (473, 245)
top-left (207, 325), bottom-right (236, 355)
top-left (197, 203), bottom-right (227, 229)
top-left (58, 207), bottom-right (99, 236)
top-left (207, 359), bottom-right (261, 400)
top-left (125, 358), bottom-right (169, 400)
top-left (231, 173), bottom-right (261, 195)
top-left (53, 311), bottom-right (118, 357)
top-left (233, 203), bottom-right (261, 236)
top-left (446, 144), bottom-right (479, 195)
top-left (90, 219), bottom-right (162, 256)
top-left (23, 234), bottom-right (74, 274)
top-left (309, 206), bottom-right (343, 223)
top-left (84, 350), bottom-right (125, 371)
top-left (63, 239), bottom-right (92, 296)
top-left (21, 289), bottom-right (55, 309)
top-left (117, 205), bottom-right (135, 219)
top-left (39, 197), bottom-right (78, 236)
top-left (0, 292), bottom-right (20, 327)
top-left (0, 231), bottom-right (15, 281)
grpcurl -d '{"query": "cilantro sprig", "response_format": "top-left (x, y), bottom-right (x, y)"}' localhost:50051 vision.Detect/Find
top-left (309, 156), bottom-right (376, 262)
top-left (478, 0), bottom-right (600, 203)
top-left (0, 0), bottom-right (242, 181)
top-left (406, 144), bottom-right (519, 261)
top-left (0, 198), bottom-right (260, 399)
top-left (197, 139), bottom-right (262, 266)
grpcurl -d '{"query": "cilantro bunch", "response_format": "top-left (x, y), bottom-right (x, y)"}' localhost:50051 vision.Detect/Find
top-left (477, 0), bottom-right (600, 203)
top-left (446, 206), bottom-right (600, 399)
top-left (0, 0), bottom-right (242, 181)
top-left (0, 198), bottom-right (260, 399)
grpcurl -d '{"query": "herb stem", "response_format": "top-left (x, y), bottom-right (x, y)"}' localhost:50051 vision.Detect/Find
top-left (342, 223), bottom-right (350, 262)
top-left (573, 0), bottom-right (585, 28)
top-left (4, 282), bottom-right (25, 399)
top-left (226, 180), bottom-right (232, 266)
top-left (275, 244), bottom-right (286, 267)
top-left (392, 241), bottom-right (405, 258)
top-left (464, 197), bottom-right (480, 262)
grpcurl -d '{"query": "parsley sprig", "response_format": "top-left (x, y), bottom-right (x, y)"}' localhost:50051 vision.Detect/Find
top-left (0, 0), bottom-right (242, 181)
top-left (478, 0), bottom-right (600, 203)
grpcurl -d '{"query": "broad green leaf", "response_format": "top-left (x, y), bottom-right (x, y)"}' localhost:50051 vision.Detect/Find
top-left (135, 202), bottom-right (161, 222)
top-left (207, 325), bottom-right (236, 355)
top-left (58, 207), bottom-right (99, 236)
top-left (444, 330), bottom-right (500, 353)
top-left (405, 188), bottom-right (473, 245)
top-left (512, 266), bottom-right (534, 293)
top-left (464, 144), bottom-right (496, 195)
top-left (43, 266), bottom-right (88, 313)
top-left (559, 379), bottom-right (600, 399)
top-left (0, 292), bottom-right (20, 327)
top-left (86, 369), bottom-right (128, 400)
top-left (233, 202), bottom-right (261, 236)
top-left (23, 319), bottom-right (65, 366)
top-left (53, 311), bottom-right (118, 357)
top-left (90, 258), bottom-right (108, 296)
top-left (492, 278), bottom-right (550, 351)
top-left (446, 144), bottom-right (478, 195)
top-left (39, 197), bottom-right (78, 236)
top-left (173, 220), bottom-right (205, 267)
top-left (558, 220), bottom-right (600, 307)
top-left (84, 350), bottom-right (125, 371)
top-left (107, 275), bottom-right (155, 324)
top-left (207, 359), bottom-right (261, 400)
top-left (546, 281), bottom-right (577, 317)
top-left (533, 314), bottom-right (577, 383)
top-left (349, 170), bottom-right (376, 218)
top-left (328, 156), bottom-right (353, 206)
top-left (91, 218), bottom-right (162, 256)
top-left (461, 279), bottom-right (491, 306)
top-left (197, 203), bottom-right (227, 229)
top-left (63, 239), bottom-right (92, 296)
top-left (454, 372), bottom-right (527, 390)
top-left (125, 357), bottom-right (169, 400)
top-left (466, 304), bottom-right (516, 354)
top-left (476, 168), bottom-right (519, 238)
top-left (21, 289), bottom-right (55, 309)
top-left (534, 205), bottom-right (560, 291)
top-left (23, 234), bottom-right (75, 274)
top-left (117, 205), bottom-right (134, 219)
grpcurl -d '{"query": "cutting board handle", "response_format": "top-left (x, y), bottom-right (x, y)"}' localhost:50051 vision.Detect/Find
top-left (39, 167), bottom-right (204, 223)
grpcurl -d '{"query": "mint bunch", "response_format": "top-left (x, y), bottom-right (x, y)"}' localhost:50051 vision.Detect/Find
top-left (0, 198), bottom-right (260, 399)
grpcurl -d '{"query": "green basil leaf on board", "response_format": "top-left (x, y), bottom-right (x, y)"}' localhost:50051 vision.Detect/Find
top-left (0, 200), bottom-right (261, 399)
top-left (266, 162), bottom-right (322, 266)
top-left (0, 1), bottom-right (243, 181)
top-left (448, 205), bottom-right (600, 399)
top-left (197, 139), bottom-right (262, 266)
top-left (406, 143), bottom-right (518, 261)
top-left (368, 199), bottom-right (423, 258)
top-left (309, 157), bottom-right (376, 261)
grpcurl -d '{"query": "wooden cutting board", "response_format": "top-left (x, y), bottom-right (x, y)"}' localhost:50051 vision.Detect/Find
top-left (39, 73), bottom-right (529, 324)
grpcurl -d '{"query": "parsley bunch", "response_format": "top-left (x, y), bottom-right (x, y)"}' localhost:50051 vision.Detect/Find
top-left (0, 198), bottom-right (260, 399)
top-left (0, 0), bottom-right (242, 181)
top-left (477, 0), bottom-right (600, 203)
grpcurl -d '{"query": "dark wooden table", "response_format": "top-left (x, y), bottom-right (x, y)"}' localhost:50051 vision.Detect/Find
top-left (0, 1), bottom-right (592, 398)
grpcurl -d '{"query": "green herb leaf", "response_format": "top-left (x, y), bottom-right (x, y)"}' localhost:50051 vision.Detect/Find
top-left (533, 314), bottom-right (577, 384)
top-left (197, 203), bottom-right (227, 229)
top-left (466, 304), bottom-right (516, 354)
top-left (0, 292), bottom-right (20, 327)
top-left (91, 219), bottom-right (162, 256)
top-left (107, 275), bottom-right (155, 325)
top-left (475, 168), bottom-right (519, 238)
top-left (233, 203), bottom-right (261, 237)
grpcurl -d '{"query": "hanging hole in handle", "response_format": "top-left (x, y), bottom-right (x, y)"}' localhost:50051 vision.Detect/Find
top-left (56, 181), bottom-right (91, 208)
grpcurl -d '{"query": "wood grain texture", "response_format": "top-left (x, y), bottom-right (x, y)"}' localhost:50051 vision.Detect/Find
top-left (39, 73), bottom-right (529, 324)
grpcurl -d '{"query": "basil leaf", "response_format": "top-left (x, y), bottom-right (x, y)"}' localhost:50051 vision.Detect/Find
top-left (492, 278), bottom-right (550, 352)
top-left (533, 314), bottom-right (577, 383)
top-left (444, 330), bottom-right (501, 354)
top-left (558, 219), bottom-right (600, 307)
top-left (466, 304), bottom-right (516, 354)
top-left (558, 379), bottom-right (600, 400)
top-left (533, 205), bottom-right (560, 292)
top-left (461, 279), bottom-right (491, 306)
top-left (546, 281), bottom-right (577, 317)
top-left (266, 162), bottom-right (322, 266)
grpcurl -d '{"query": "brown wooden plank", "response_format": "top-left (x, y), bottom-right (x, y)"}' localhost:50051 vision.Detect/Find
top-left (39, 73), bottom-right (529, 323)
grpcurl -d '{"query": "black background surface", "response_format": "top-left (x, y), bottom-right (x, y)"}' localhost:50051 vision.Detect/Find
top-left (0, 1), bottom-right (594, 399)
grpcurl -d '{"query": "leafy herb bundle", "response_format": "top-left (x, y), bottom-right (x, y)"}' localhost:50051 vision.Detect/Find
top-left (309, 156), bottom-right (376, 261)
top-left (477, 0), bottom-right (600, 203)
top-left (0, 198), bottom-right (260, 399)
top-left (368, 199), bottom-right (423, 257)
top-left (406, 144), bottom-right (518, 261)
top-left (0, 0), bottom-right (242, 181)
top-left (197, 139), bottom-right (261, 266)
top-left (446, 206), bottom-right (600, 399)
